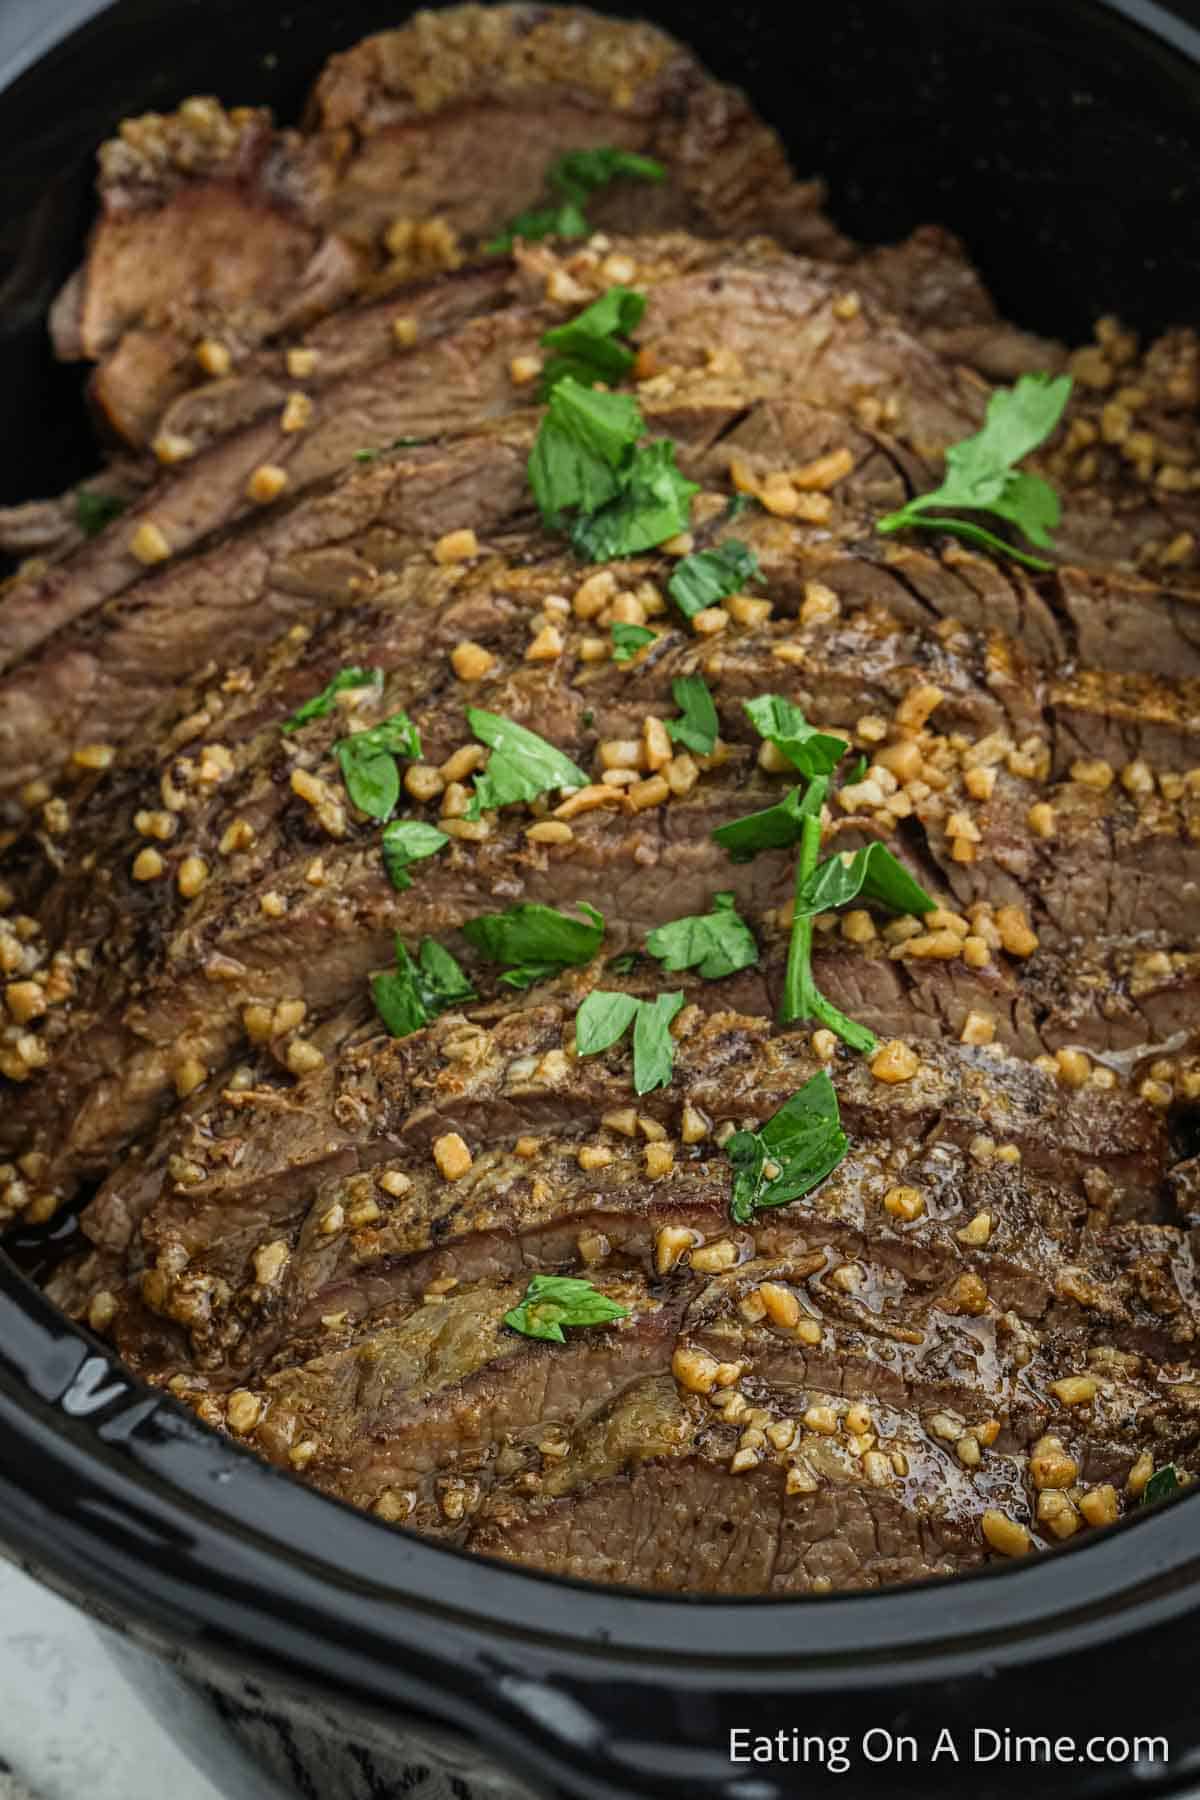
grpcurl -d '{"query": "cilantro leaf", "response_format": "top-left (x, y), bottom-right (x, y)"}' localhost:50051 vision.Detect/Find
top-left (612, 622), bottom-right (655, 662)
top-left (712, 779), bottom-right (825, 863)
top-left (726, 1071), bottom-right (848, 1224)
top-left (1142, 1465), bottom-right (1182, 1506)
top-left (570, 438), bottom-right (699, 562)
top-left (371, 935), bottom-right (476, 1038)
top-left (645, 892), bottom-right (758, 980)
top-left (465, 709), bottom-right (589, 818)
top-left (486, 147), bottom-right (665, 254)
top-left (462, 902), bottom-right (604, 989)
top-left (281, 667), bottom-right (382, 735)
top-left (668, 539), bottom-right (761, 619)
top-left (528, 379), bottom-right (642, 529)
top-left (76, 489), bottom-right (127, 536)
top-left (794, 841), bottom-right (935, 919)
top-left (743, 695), bottom-right (848, 779)
top-left (541, 286), bottom-right (646, 395)
top-left (877, 372), bottom-right (1073, 570)
top-left (504, 1273), bottom-right (630, 1343)
top-left (334, 709), bottom-right (422, 820)
top-left (575, 988), bottom-right (684, 1093)
top-left (379, 820), bottom-right (449, 891)
top-left (665, 675), bottom-right (719, 756)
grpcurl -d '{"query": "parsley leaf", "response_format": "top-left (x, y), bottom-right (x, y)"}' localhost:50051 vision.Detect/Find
top-left (541, 286), bottom-right (646, 396)
top-left (779, 811), bottom-right (876, 1054)
top-left (486, 147), bottom-right (665, 254)
top-left (380, 820), bottom-right (449, 891)
top-left (504, 1273), bottom-right (630, 1343)
top-left (612, 621), bottom-right (656, 662)
top-left (846, 754), bottom-right (868, 785)
top-left (575, 988), bottom-right (684, 1093)
top-left (1141, 1465), bottom-right (1182, 1505)
top-left (877, 372), bottom-right (1073, 571)
top-left (668, 539), bottom-right (761, 619)
top-left (645, 892), bottom-right (758, 980)
top-left (666, 674), bottom-right (719, 755)
top-left (465, 709), bottom-right (589, 819)
top-left (726, 1071), bottom-right (848, 1224)
top-left (570, 438), bottom-right (699, 563)
top-left (76, 489), bottom-right (127, 536)
top-left (743, 695), bottom-right (848, 779)
top-left (711, 779), bottom-right (825, 863)
top-left (353, 436), bottom-right (430, 462)
top-left (334, 709), bottom-right (422, 820)
top-left (462, 902), bottom-right (604, 989)
top-left (528, 378), bottom-right (642, 529)
top-left (371, 935), bottom-right (476, 1038)
top-left (793, 841), bottom-right (935, 919)
top-left (281, 667), bottom-right (382, 735)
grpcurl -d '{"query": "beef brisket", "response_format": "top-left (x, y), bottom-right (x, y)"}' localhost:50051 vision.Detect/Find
top-left (6, 2), bottom-right (1200, 1597)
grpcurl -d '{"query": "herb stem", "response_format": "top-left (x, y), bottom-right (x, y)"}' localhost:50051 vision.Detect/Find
top-left (780, 804), bottom-right (878, 1055)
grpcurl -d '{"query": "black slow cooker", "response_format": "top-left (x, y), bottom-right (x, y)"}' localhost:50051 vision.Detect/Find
top-left (3, 3), bottom-right (1200, 1796)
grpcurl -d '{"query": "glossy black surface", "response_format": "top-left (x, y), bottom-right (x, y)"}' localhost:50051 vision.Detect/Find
top-left (4, 3), bottom-right (1200, 1797)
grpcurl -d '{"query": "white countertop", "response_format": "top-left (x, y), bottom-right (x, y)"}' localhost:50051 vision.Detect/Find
top-left (0, 1561), bottom-right (227, 1800)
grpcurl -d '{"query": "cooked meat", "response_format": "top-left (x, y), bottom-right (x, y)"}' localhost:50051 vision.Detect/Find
top-left (5, 2), bottom-right (1200, 1595)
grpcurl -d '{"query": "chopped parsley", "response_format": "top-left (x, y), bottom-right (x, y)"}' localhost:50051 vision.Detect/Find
top-left (846, 753), bottom-right (869, 785)
top-left (570, 438), bottom-right (698, 563)
top-left (1141, 1464), bottom-right (1182, 1506)
top-left (726, 1071), bottom-right (848, 1224)
top-left (379, 820), bottom-right (449, 891)
top-left (529, 378), bottom-right (642, 529)
top-left (540, 285), bottom-right (646, 396)
top-left (76, 489), bottom-right (127, 536)
top-left (575, 988), bottom-right (684, 1094)
top-left (743, 694), bottom-right (848, 779)
top-left (465, 708), bottom-right (588, 818)
top-left (877, 372), bottom-right (1073, 571)
top-left (486, 147), bottom-right (666, 254)
top-left (462, 901), bottom-right (604, 989)
top-left (281, 667), bottom-right (382, 735)
top-left (504, 1273), bottom-right (630, 1343)
top-left (645, 892), bottom-right (758, 980)
top-left (668, 539), bottom-right (760, 619)
top-left (371, 935), bottom-right (476, 1038)
top-left (665, 674), bottom-right (719, 756)
top-left (711, 779), bottom-right (825, 863)
top-left (611, 621), bottom-right (656, 662)
top-left (334, 709), bottom-right (421, 820)
top-left (793, 840), bottom-right (936, 919)
top-left (353, 436), bottom-right (430, 462)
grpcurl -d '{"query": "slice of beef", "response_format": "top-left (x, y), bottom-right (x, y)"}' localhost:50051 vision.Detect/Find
top-left (58, 5), bottom-right (851, 447)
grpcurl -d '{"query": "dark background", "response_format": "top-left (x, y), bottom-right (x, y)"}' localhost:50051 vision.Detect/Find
top-left (2, 0), bottom-right (1200, 504)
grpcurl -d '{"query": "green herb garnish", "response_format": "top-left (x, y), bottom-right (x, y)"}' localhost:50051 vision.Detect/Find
top-left (281, 667), bottom-right (382, 735)
top-left (668, 540), bottom-right (760, 619)
top-left (1141, 1465), bottom-right (1182, 1506)
top-left (575, 988), bottom-right (684, 1094)
top-left (380, 820), bottom-right (449, 891)
top-left (665, 675), bottom-right (719, 756)
top-left (846, 754), bottom-right (868, 784)
top-left (353, 436), bottom-right (430, 462)
top-left (780, 815), bottom-right (897, 1054)
top-left (711, 779), bottom-right (825, 863)
top-left (645, 892), bottom-right (757, 980)
top-left (877, 372), bottom-right (1073, 571)
top-left (465, 708), bottom-right (588, 819)
top-left (612, 622), bottom-right (656, 663)
top-left (793, 840), bottom-right (936, 920)
top-left (76, 489), bottom-right (127, 536)
top-left (334, 709), bottom-right (422, 820)
top-left (570, 438), bottom-right (698, 563)
top-left (743, 695), bottom-right (848, 779)
top-left (541, 286), bottom-right (646, 396)
top-left (371, 935), bottom-right (476, 1038)
top-left (504, 1273), bottom-right (630, 1343)
top-left (486, 147), bottom-right (666, 254)
top-left (463, 901), bottom-right (604, 990)
top-left (726, 1071), bottom-right (848, 1224)
top-left (528, 378), bottom-right (642, 529)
